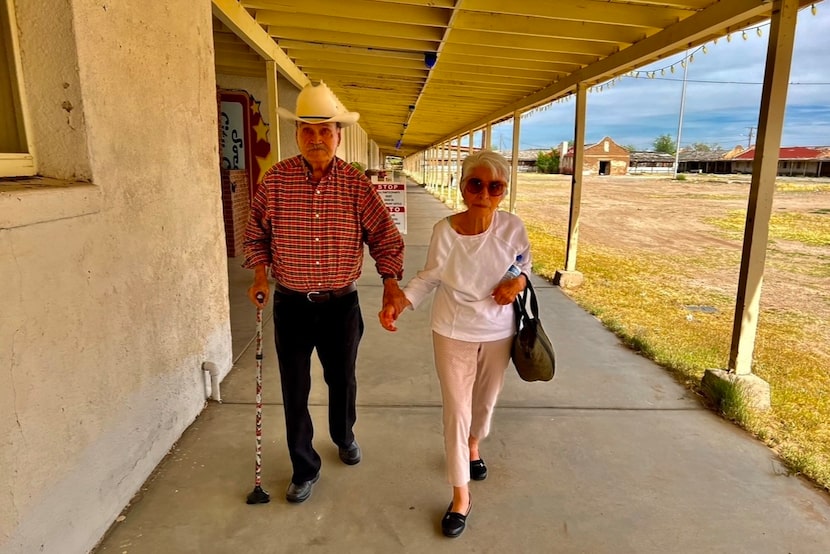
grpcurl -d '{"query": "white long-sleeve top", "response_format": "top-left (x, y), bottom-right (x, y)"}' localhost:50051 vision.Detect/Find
top-left (402, 210), bottom-right (532, 342)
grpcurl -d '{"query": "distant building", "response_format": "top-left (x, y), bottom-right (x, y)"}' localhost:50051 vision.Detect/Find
top-left (729, 146), bottom-right (830, 177)
top-left (561, 136), bottom-right (630, 176)
top-left (500, 148), bottom-right (553, 172)
top-left (628, 151), bottom-right (676, 174)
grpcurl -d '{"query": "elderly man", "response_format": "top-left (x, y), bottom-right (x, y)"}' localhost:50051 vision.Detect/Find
top-left (244, 82), bottom-right (406, 503)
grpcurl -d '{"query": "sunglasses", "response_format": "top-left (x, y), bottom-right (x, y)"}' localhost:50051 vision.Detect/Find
top-left (465, 178), bottom-right (507, 197)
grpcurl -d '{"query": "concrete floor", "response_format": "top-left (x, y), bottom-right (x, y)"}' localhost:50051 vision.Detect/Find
top-left (94, 184), bottom-right (830, 553)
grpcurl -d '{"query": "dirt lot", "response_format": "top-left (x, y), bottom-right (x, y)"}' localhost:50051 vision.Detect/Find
top-left (513, 173), bottom-right (830, 347)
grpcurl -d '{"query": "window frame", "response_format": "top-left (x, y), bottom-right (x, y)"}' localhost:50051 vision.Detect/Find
top-left (1, 0), bottom-right (36, 178)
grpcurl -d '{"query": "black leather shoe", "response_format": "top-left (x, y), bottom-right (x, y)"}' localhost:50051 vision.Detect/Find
top-left (441, 498), bottom-right (472, 538)
top-left (470, 459), bottom-right (487, 481)
top-left (285, 472), bottom-right (320, 503)
top-left (338, 441), bottom-right (361, 465)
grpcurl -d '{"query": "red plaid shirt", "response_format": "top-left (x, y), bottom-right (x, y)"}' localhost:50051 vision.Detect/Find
top-left (243, 155), bottom-right (404, 292)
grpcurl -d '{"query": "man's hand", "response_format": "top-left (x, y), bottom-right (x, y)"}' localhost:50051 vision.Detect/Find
top-left (382, 279), bottom-right (409, 316)
top-left (248, 265), bottom-right (270, 309)
top-left (379, 279), bottom-right (411, 332)
top-left (491, 274), bottom-right (526, 305)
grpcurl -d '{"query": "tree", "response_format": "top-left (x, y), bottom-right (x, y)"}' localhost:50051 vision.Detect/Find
top-left (652, 134), bottom-right (676, 154)
top-left (688, 142), bottom-right (721, 152)
top-left (622, 144), bottom-right (638, 152)
top-left (536, 150), bottom-right (560, 174)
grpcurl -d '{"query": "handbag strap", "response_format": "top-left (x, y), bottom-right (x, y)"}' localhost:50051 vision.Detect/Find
top-left (512, 274), bottom-right (539, 325)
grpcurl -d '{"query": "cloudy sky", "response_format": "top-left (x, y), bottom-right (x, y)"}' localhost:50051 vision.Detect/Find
top-left (492, 5), bottom-right (829, 151)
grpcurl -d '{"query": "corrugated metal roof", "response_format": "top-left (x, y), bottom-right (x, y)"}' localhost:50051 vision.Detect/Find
top-left (734, 146), bottom-right (830, 160)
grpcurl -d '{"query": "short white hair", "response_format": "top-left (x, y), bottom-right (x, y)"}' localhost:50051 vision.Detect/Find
top-left (459, 150), bottom-right (510, 192)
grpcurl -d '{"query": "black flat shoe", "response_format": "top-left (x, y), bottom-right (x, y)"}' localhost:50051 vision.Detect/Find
top-left (285, 472), bottom-right (320, 503)
top-left (470, 459), bottom-right (487, 481)
top-left (338, 441), bottom-right (361, 465)
top-left (441, 498), bottom-right (472, 538)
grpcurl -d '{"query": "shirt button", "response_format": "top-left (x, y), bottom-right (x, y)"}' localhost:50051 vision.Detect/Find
top-left (315, 261), bottom-right (320, 265)
top-left (314, 237), bottom-right (320, 242)
top-left (316, 190), bottom-right (321, 195)
top-left (315, 213), bottom-right (320, 218)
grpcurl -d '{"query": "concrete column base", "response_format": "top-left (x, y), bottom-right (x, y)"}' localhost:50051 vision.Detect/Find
top-left (553, 269), bottom-right (584, 289)
top-left (701, 368), bottom-right (771, 411)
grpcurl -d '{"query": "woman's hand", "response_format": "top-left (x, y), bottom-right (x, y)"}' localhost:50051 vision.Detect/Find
top-left (491, 274), bottom-right (526, 305)
top-left (378, 298), bottom-right (411, 332)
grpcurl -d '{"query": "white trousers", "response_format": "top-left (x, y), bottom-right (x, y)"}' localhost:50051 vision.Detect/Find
top-left (432, 331), bottom-right (512, 487)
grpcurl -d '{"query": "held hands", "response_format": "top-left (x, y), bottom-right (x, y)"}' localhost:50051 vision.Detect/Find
top-left (379, 280), bottom-right (411, 332)
top-left (491, 274), bottom-right (527, 305)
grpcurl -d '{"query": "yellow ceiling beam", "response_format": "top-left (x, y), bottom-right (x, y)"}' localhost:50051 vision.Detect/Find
top-left (258, 13), bottom-right (445, 42)
top-left (449, 29), bottom-right (615, 55)
top-left (279, 41), bottom-right (423, 62)
top-left (453, 12), bottom-right (650, 44)
top-left (434, 62), bottom-right (564, 81)
top-left (266, 27), bottom-right (438, 52)
top-left (211, 0), bottom-right (308, 88)
top-left (247, 0), bottom-right (450, 27)
top-left (439, 55), bottom-right (582, 73)
top-left (291, 52), bottom-right (425, 69)
top-left (441, 42), bottom-right (598, 65)
top-left (370, 0), bottom-right (455, 7)
top-left (463, 0), bottom-right (693, 29)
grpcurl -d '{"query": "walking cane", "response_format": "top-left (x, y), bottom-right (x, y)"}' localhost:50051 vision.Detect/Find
top-left (246, 292), bottom-right (270, 504)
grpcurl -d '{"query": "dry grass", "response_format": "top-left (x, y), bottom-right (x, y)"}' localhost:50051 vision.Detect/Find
top-left (515, 174), bottom-right (830, 491)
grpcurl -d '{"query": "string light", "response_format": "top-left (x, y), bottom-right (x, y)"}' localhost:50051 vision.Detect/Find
top-left (619, 4), bottom-right (815, 83)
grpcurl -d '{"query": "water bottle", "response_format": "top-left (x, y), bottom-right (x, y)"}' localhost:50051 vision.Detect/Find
top-left (503, 255), bottom-right (522, 280)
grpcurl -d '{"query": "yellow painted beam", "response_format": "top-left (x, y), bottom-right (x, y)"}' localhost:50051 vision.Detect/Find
top-left (441, 43), bottom-right (598, 65)
top-left (454, 12), bottom-right (651, 44)
top-left (266, 26), bottom-right (437, 52)
top-left (467, 0), bottom-right (693, 29)
top-left (450, 29), bottom-right (615, 56)
top-left (211, 0), bottom-right (308, 88)
top-left (247, 0), bottom-right (450, 27)
top-left (258, 13), bottom-right (445, 42)
top-left (729, 0), bottom-right (799, 375)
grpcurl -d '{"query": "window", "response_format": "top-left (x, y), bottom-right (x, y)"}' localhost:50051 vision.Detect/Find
top-left (1, 0), bottom-right (35, 177)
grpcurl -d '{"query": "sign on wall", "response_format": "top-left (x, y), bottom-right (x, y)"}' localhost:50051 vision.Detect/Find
top-left (375, 182), bottom-right (407, 235)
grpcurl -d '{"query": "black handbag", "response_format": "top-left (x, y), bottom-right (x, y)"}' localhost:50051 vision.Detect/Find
top-left (511, 278), bottom-right (555, 382)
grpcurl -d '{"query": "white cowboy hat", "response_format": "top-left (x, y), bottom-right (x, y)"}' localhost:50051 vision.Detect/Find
top-left (277, 81), bottom-right (360, 127)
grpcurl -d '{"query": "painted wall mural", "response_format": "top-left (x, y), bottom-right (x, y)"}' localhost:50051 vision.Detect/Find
top-left (217, 88), bottom-right (273, 198)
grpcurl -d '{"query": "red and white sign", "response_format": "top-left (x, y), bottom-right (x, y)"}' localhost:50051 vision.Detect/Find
top-left (375, 182), bottom-right (407, 234)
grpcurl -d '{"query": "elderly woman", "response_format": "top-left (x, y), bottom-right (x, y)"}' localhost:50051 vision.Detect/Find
top-left (379, 150), bottom-right (531, 538)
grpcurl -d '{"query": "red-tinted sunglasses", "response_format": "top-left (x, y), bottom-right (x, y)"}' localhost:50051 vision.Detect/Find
top-left (465, 178), bottom-right (507, 197)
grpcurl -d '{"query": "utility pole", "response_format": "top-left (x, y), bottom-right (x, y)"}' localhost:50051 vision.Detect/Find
top-left (673, 51), bottom-right (689, 179)
top-left (746, 126), bottom-right (756, 149)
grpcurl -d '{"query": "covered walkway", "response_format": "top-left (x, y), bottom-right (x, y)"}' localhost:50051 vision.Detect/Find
top-left (94, 184), bottom-right (830, 553)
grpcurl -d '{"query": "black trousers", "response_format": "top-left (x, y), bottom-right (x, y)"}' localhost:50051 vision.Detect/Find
top-left (272, 289), bottom-right (364, 484)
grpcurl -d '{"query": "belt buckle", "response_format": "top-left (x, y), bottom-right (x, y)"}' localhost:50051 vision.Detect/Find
top-left (306, 291), bottom-right (327, 303)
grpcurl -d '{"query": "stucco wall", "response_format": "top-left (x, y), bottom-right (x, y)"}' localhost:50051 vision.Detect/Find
top-left (0, 2), bottom-right (230, 553)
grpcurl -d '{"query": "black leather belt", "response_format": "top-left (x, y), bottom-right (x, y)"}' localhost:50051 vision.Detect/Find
top-left (275, 282), bottom-right (357, 303)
